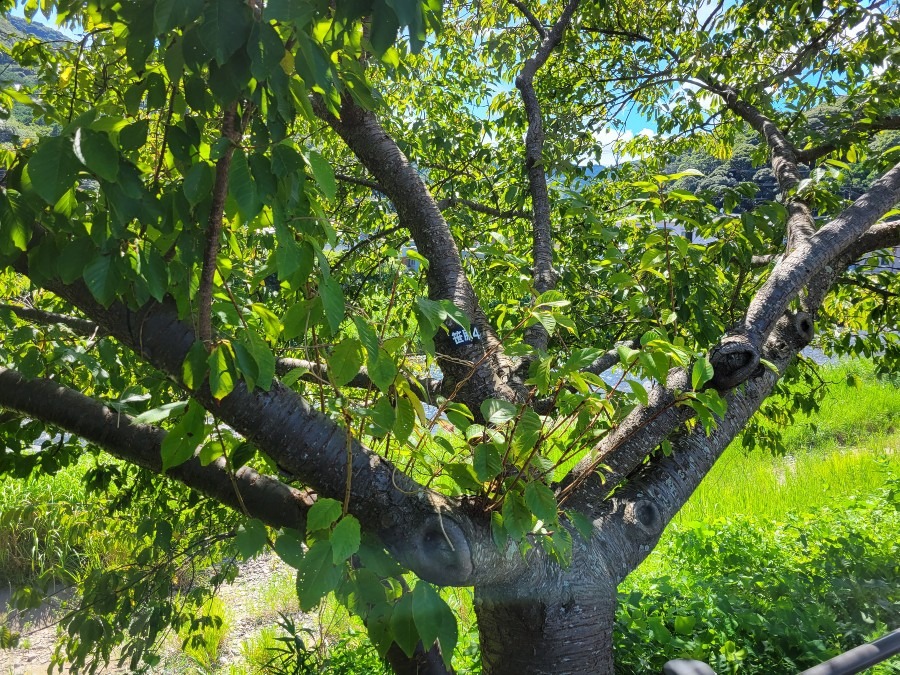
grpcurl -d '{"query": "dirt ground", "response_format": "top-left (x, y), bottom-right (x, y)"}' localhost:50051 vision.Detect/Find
top-left (0, 555), bottom-right (298, 674)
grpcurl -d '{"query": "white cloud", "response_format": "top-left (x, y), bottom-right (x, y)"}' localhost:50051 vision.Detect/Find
top-left (588, 127), bottom-right (656, 166)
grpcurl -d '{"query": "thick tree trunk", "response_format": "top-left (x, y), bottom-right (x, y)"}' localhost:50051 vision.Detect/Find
top-left (475, 584), bottom-right (617, 675)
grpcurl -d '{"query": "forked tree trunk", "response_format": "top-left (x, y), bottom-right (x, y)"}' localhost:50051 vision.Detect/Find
top-left (475, 583), bottom-right (618, 675)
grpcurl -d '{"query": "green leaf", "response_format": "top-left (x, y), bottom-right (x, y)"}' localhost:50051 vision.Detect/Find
top-left (229, 148), bottom-right (260, 222)
top-left (473, 443), bottom-right (502, 482)
top-left (444, 403), bottom-right (473, 432)
top-left (617, 344), bottom-right (640, 366)
top-left (119, 119), bottom-right (150, 151)
top-left (27, 136), bottom-right (80, 205)
top-left (692, 356), bottom-right (714, 390)
top-left (199, 0), bottom-right (252, 65)
top-left (263, 0), bottom-right (317, 26)
top-left (524, 481), bottom-right (558, 524)
top-left (184, 162), bottom-right (214, 206)
top-left (274, 529), bottom-right (304, 568)
top-left (251, 303), bottom-right (282, 340)
top-left (370, 1), bottom-right (400, 56)
top-left (183, 341), bottom-right (209, 390)
top-left (142, 247), bottom-right (168, 302)
top-left (235, 518), bottom-right (267, 559)
top-left (198, 438), bottom-right (225, 466)
top-left (480, 398), bottom-right (517, 425)
top-left (330, 516), bottom-right (361, 564)
top-left (566, 510), bottom-right (595, 540)
top-left (329, 338), bottom-right (364, 387)
top-left (296, 540), bottom-right (342, 611)
top-left (160, 399), bottom-right (206, 471)
top-left (73, 128), bottom-right (119, 182)
top-left (444, 463), bottom-right (481, 492)
top-left (368, 348), bottom-right (397, 392)
top-left (271, 143), bottom-right (304, 178)
top-left (306, 497), bottom-right (342, 534)
top-left (82, 253), bottom-right (120, 307)
top-left (412, 583), bottom-right (458, 666)
top-left (153, 0), bottom-right (204, 34)
top-left (501, 492), bottom-right (533, 540)
top-left (245, 332), bottom-right (275, 391)
top-left (58, 238), bottom-right (94, 284)
top-left (628, 379), bottom-right (649, 406)
top-left (393, 395), bottom-right (416, 442)
top-left (368, 395), bottom-right (396, 438)
top-left (248, 21), bottom-right (285, 81)
top-left (208, 343), bottom-right (236, 400)
top-left (282, 300), bottom-right (312, 341)
top-left (389, 592), bottom-right (418, 657)
top-left (306, 150), bottom-right (336, 201)
top-left (0, 193), bottom-right (30, 254)
top-left (133, 400), bottom-right (188, 425)
top-left (352, 316), bottom-right (380, 361)
top-left (319, 274), bottom-right (345, 333)
top-left (674, 615), bottom-right (697, 635)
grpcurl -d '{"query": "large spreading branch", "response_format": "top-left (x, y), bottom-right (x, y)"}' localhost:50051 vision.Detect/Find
top-left (0, 366), bottom-right (313, 531)
top-left (731, 160), bottom-right (900, 358)
top-left (315, 95), bottom-right (525, 410)
top-left (513, 0), bottom-right (580, 352)
top-left (707, 84), bottom-right (816, 252)
top-left (563, 163), bottom-right (900, 511)
top-left (0, 301), bottom-right (443, 398)
top-left (12, 245), bottom-right (520, 586)
top-left (597, 310), bottom-right (815, 579)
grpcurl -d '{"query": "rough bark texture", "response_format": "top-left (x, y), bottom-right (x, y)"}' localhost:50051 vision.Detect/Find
top-left (514, 0), bottom-right (580, 352)
top-left (476, 589), bottom-right (616, 675)
top-left (315, 96), bottom-right (525, 412)
top-left (0, 366), bottom-right (314, 531)
top-left (24, 271), bottom-right (503, 586)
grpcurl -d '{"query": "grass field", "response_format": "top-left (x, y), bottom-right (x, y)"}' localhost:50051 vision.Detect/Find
top-left (675, 359), bottom-right (900, 523)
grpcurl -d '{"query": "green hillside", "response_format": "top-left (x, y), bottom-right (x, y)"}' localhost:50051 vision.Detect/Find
top-left (0, 12), bottom-right (66, 143)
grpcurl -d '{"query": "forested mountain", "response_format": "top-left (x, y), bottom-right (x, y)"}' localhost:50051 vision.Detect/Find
top-left (665, 103), bottom-right (900, 208)
top-left (0, 12), bottom-right (66, 142)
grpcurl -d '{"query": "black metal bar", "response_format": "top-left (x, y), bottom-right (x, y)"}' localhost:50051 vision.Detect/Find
top-left (800, 628), bottom-right (900, 675)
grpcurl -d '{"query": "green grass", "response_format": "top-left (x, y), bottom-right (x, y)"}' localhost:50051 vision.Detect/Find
top-left (779, 359), bottom-right (900, 450)
top-left (0, 457), bottom-right (112, 584)
top-left (676, 359), bottom-right (900, 523)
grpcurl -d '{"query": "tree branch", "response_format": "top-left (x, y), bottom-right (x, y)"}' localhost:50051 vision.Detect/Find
top-left (274, 357), bottom-right (442, 403)
top-left (515, 0), bottom-right (580, 351)
top-left (314, 95), bottom-right (525, 410)
top-left (436, 196), bottom-right (529, 220)
top-left (13, 252), bottom-right (517, 585)
top-left (599, 311), bottom-right (815, 579)
top-left (735, 161), bottom-right (900, 354)
top-left (507, 0), bottom-right (547, 38)
top-left (844, 218), bottom-right (900, 261)
top-left (796, 115), bottom-right (900, 164)
top-left (0, 366), bottom-right (314, 532)
top-left (837, 273), bottom-right (900, 298)
top-left (0, 299), bottom-right (443, 403)
top-left (561, 163), bottom-right (900, 511)
top-left (198, 103), bottom-right (241, 347)
top-left (334, 174), bottom-right (530, 220)
top-left (582, 339), bottom-right (640, 377)
top-left (0, 302), bottom-right (101, 336)
top-left (711, 85), bottom-right (815, 252)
